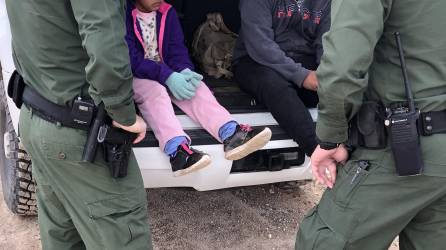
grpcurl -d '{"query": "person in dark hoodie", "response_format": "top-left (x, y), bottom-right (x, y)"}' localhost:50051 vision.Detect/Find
top-left (125, 0), bottom-right (272, 177)
top-left (233, 0), bottom-right (331, 157)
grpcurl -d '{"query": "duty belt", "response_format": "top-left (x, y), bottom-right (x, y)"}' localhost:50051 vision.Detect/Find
top-left (22, 86), bottom-right (92, 131)
top-left (418, 110), bottom-right (446, 136)
top-left (21, 86), bottom-right (136, 142)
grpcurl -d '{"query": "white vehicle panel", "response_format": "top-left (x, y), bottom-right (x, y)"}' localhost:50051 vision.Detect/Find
top-left (136, 140), bottom-right (312, 190)
top-left (1, 1), bottom-right (20, 132)
top-left (0, 0), bottom-right (14, 73)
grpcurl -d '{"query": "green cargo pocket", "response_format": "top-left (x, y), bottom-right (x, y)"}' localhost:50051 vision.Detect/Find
top-left (312, 225), bottom-right (347, 250)
top-left (297, 203), bottom-right (348, 250)
top-left (297, 159), bottom-right (386, 250)
top-left (86, 189), bottom-right (149, 249)
top-left (330, 160), bottom-right (370, 208)
top-left (296, 190), bottom-right (363, 250)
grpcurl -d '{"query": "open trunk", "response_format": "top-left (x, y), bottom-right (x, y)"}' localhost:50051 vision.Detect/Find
top-left (134, 0), bottom-right (308, 174)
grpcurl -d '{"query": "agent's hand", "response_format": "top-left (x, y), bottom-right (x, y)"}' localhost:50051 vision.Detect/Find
top-left (165, 72), bottom-right (197, 100)
top-left (112, 115), bottom-right (147, 144)
top-left (180, 68), bottom-right (203, 89)
top-left (302, 71), bottom-right (319, 91)
top-left (310, 145), bottom-right (349, 189)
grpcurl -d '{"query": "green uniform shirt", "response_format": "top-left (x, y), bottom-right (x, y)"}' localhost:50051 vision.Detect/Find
top-left (316, 0), bottom-right (446, 175)
top-left (6, 0), bottom-right (136, 126)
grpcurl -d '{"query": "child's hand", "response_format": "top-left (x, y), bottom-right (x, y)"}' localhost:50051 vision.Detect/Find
top-left (180, 68), bottom-right (203, 88)
top-left (165, 72), bottom-right (196, 100)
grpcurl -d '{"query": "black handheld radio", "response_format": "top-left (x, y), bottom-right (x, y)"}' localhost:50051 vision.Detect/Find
top-left (384, 32), bottom-right (424, 176)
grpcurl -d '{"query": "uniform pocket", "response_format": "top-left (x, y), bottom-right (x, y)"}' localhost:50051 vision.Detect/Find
top-left (41, 140), bottom-right (84, 162)
top-left (86, 188), bottom-right (149, 249)
top-left (297, 203), bottom-right (348, 250)
top-left (330, 160), bottom-right (370, 208)
top-left (311, 226), bottom-right (347, 250)
top-left (41, 138), bottom-right (108, 168)
top-left (37, 117), bottom-right (88, 163)
top-left (297, 159), bottom-right (386, 250)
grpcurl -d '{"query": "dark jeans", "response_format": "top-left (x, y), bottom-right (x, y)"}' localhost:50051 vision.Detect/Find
top-left (233, 56), bottom-right (318, 156)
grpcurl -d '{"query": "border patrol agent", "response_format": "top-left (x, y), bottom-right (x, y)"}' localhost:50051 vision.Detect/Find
top-left (6, 0), bottom-right (152, 249)
top-left (296, 0), bottom-right (446, 249)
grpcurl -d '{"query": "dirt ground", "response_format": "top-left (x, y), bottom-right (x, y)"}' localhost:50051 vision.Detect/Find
top-left (0, 180), bottom-right (399, 250)
top-left (0, 181), bottom-right (40, 250)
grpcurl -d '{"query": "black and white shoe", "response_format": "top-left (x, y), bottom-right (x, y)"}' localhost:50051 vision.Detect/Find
top-left (170, 144), bottom-right (211, 177)
top-left (223, 125), bottom-right (272, 161)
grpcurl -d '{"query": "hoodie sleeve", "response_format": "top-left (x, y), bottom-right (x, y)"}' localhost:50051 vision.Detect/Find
top-left (164, 9), bottom-right (195, 72)
top-left (314, 1), bottom-right (331, 65)
top-left (239, 0), bottom-right (310, 87)
top-left (125, 11), bottom-right (174, 85)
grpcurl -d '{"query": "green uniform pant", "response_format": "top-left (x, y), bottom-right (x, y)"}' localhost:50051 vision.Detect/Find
top-left (296, 148), bottom-right (446, 250)
top-left (19, 105), bottom-right (152, 250)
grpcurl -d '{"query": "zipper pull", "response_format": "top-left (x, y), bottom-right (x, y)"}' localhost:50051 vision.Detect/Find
top-left (350, 160), bottom-right (370, 184)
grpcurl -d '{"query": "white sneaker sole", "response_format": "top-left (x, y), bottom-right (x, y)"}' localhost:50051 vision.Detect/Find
top-left (225, 128), bottom-right (272, 161)
top-left (173, 154), bottom-right (212, 177)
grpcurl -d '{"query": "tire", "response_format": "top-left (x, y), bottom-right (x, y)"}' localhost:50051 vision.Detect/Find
top-left (0, 79), bottom-right (37, 215)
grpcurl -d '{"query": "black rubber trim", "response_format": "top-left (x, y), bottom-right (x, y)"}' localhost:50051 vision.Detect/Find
top-left (134, 125), bottom-right (290, 148)
top-left (172, 92), bottom-right (268, 115)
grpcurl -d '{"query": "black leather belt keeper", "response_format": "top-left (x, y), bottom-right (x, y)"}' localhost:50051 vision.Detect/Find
top-left (418, 110), bottom-right (446, 136)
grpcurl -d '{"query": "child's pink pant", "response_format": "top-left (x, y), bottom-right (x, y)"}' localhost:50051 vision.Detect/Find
top-left (133, 78), bottom-right (233, 151)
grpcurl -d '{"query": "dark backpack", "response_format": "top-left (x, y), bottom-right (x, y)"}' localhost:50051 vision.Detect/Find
top-left (192, 13), bottom-right (237, 79)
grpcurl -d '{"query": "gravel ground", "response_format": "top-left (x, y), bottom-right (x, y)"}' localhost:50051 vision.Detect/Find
top-left (0, 180), bottom-right (398, 250)
top-left (148, 182), bottom-right (320, 250)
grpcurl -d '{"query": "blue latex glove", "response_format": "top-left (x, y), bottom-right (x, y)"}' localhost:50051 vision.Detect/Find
top-left (165, 72), bottom-right (197, 100)
top-left (180, 68), bottom-right (203, 89)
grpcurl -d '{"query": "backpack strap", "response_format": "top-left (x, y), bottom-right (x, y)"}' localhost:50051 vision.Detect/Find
top-left (192, 21), bottom-right (206, 55)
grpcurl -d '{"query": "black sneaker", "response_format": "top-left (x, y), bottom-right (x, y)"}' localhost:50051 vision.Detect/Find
top-left (170, 144), bottom-right (211, 177)
top-left (223, 125), bottom-right (272, 160)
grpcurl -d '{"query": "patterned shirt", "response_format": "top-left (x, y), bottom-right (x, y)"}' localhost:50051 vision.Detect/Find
top-left (136, 9), bottom-right (161, 62)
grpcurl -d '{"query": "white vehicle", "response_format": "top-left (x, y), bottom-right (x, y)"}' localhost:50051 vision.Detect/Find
top-left (0, 0), bottom-right (314, 215)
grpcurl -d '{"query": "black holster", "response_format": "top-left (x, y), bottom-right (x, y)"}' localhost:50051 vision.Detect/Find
top-left (348, 101), bottom-right (387, 149)
top-left (102, 127), bottom-right (137, 178)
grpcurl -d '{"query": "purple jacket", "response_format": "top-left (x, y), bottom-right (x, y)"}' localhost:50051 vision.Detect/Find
top-left (125, 0), bottom-right (194, 85)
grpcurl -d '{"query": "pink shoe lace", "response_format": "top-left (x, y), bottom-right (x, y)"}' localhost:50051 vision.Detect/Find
top-left (240, 124), bottom-right (253, 132)
top-left (180, 143), bottom-right (194, 155)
